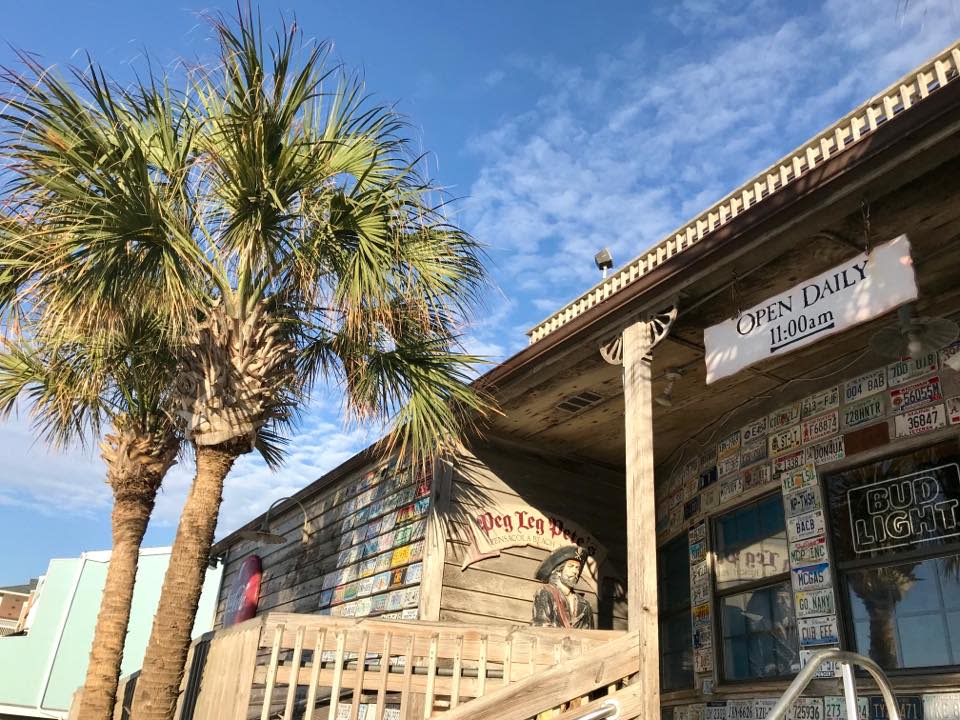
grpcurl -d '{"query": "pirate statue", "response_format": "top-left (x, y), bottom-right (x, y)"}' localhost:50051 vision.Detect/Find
top-left (531, 545), bottom-right (594, 629)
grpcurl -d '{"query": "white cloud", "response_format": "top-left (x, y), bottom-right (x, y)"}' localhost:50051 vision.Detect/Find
top-left (462, 0), bottom-right (960, 351)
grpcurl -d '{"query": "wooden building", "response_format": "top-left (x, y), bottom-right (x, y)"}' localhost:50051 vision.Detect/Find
top-left (139, 40), bottom-right (960, 720)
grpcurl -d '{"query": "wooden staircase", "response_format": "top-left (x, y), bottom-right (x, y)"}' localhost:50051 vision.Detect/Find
top-left (112, 612), bottom-right (643, 720)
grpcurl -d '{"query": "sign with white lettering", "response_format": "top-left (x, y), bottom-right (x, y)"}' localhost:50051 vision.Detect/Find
top-left (704, 236), bottom-right (918, 383)
top-left (887, 352), bottom-right (939, 387)
top-left (846, 463), bottom-right (960, 555)
top-left (844, 368), bottom-right (888, 403)
top-left (894, 403), bottom-right (947, 438)
top-left (798, 614), bottom-right (839, 646)
top-left (805, 436), bottom-right (846, 466)
top-left (842, 395), bottom-right (886, 431)
top-left (789, 536), bottom-right (828, 566)
top-left (890, 376), bottom-right (943, 413)
top-left (788, 509), bottom-right (826, 542)
top-left (791, 562), bottom-right (833, 592)
top-left (794, 588), bottom-right (836, 618)
top-left (802, 387), bottom-right (840, 418)
top-left (802, 411), bottom-right (839, 444)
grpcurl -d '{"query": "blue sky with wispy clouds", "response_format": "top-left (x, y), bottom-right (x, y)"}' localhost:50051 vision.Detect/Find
top-left (1, 0), bottom-right (958, 583)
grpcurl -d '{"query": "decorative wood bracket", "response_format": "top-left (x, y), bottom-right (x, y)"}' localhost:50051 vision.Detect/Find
top-left (599, 305), bottom-right (677, 366)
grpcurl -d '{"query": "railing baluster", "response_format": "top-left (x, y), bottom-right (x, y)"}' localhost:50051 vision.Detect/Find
top-left (304, 630), bottom-right (326, 720)
top-left (423, 633), bottom-right (439, 719)
top-left (350, 631), bottom-right (369, 720)
top-left (261, 623), bottom-right (285, 720)
top-left (375, 633), bottom-right (392, 720)
top-left (283, 626), bottom-right (306, 720)
top-left (477, 635), bottom-right (488, 698)
top-left (450, 635), bottom-right (463, 709)
top-left (326, 632), bottom-right (347, 720)
top-left (398, 635), bottom-right (415, 720)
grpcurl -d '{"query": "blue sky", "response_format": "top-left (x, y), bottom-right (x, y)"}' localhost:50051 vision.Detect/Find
top-left (1, 0), bottom-right (959, 584)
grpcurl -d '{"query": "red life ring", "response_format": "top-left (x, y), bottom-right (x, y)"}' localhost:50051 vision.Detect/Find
top-left (223, 555), bottom-right (262, 625)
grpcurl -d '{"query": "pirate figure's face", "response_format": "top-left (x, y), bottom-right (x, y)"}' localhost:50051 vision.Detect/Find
top-left (558, 559), bottom-right (582, 589)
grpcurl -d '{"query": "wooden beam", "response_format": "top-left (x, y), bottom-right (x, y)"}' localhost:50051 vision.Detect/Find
top-left (621, 320), bottom-right (660, 717)
top-left (418, 458), bottom-right (453, 621)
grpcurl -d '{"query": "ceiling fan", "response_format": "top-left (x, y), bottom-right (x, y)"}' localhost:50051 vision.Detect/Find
top-left (869, 305), bottom-right (959, 361)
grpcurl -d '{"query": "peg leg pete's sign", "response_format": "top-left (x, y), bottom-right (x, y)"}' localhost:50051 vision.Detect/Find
top-left (704, 236), bottom-right (918, 384)
top-left (462, 502), bottom-right (606, 572)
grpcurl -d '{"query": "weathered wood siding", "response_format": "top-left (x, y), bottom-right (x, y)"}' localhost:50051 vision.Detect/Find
top-left (439, 439), bottom-right (628, 629)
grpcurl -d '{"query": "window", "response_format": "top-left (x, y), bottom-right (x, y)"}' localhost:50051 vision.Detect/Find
top-left (714, 494), bottom-right (799, 681)
top-left (826, 440), bottom-right (960, 671)
top-left (658, 533), bottom-right (693, 691)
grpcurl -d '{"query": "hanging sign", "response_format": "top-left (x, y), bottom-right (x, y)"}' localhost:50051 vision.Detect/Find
top-left (461, 503), bottom-right (606, 570)
top-left (704, 236), bottom-right (918, 383)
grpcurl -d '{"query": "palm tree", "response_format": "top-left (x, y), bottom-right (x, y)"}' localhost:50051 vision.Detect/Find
top-left (0, 317), bottom-right (180, 720)
top-left (1, 11), bottom-right (490, 719)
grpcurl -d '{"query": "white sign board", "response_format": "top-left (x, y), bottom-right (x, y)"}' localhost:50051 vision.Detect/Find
top-left (704, 236), bottom-right (917, 383)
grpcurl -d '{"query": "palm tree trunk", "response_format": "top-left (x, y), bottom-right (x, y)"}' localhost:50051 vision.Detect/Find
top-left (76, 484), bottom-right (157, 719)
top-left (130, 442), bottom-right (241, 720)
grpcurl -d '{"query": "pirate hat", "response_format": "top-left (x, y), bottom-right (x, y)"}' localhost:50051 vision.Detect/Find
top-left (534, 545), bottom-right (587, 583)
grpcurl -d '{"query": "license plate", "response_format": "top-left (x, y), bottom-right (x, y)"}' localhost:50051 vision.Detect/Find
top-left (785, 487), bottom-right (821, 517)
top-left (692, 602), bottom-right (711, 628)
top-left (690, 560), bottom-right (709, 583)
top-left (717, 453), bottom-right (741, 478)
top-left (802, 386), bottom-right (840, 417)
top-left (790, 536), bottom-right (828, 565)
top-left (755, 700), bottom-right (778, 720)
top-left (798, 614), bottom-right (839, 646)
top-left (805, 436), bottom-right (846, 466)
top-left (887, 352), bottom-right (939, 386)
top-left (923, 693), bottom-right (960, 720)
top-left (688, 540), bottom-right (706, 564)
top-left (717, 430), bottom-right (741, 460)
top-left (694, 648), bottom-right (713, 672)
top-left (728, 700), bottom-right (752, 720)
top-left (792, 561), bottom-right (833, 592)
top-left (890, 376), bottom-right (942, 413)
top-left (705, 702), bottom-right (726, 720)
top-left (941, 341), bottom-right (960, 369)
top-left (770, 424), bottom-right (803, 456)
top-left (824, 697), bottom-right (847, 720)
top-left (693, 625), bottom-right (713, 649)
top-left (842, 395), bottom-right (885, 430)
top-left (719, 476), bottom-right (743, 504)
top-left (691, 579), bottom-right (710, 604)
top-left (689, 521), bottom-right (706, 543)
top-left (894, 403), bottom-right (947, 437)
top-left (789, 697), bottom-right (824, 720)
top-left (740, 436), bottom-right (768, 466)
top-left (844, 368), bottom-right (887, 402)
top-left (788, 509), bottom-right (826, 542)
top-left (741, 416), bottom-right (768, 442)
top-left (774, 449), bottom-right (806, 475)
top-left (743, 463), bottom-right (773, 491)
top-left (800, 649), bottom-right (842, 678)
top-left (950, 397), bottom-right (960, 424)
top-left (795, 588), bottom-right (836, 618)
top-left (871, 696), bottom-right (924, 720)
top-left (769, 402), bottom-right (801, 430)
top-left (782, 463), bottom-right (818, 493)
top-left (802, 411), bottom-right (839, 444)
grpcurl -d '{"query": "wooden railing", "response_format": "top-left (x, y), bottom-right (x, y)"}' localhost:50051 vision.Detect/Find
top-left (112, 612), bottom-right (626, 720)
top-left (526, 40), bottom-right (960, 344)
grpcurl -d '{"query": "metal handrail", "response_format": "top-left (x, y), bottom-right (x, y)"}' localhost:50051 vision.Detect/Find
top-left (767, 649), bottom-right (900, 720)
top-left (575, 699), bottom-right (620, 720)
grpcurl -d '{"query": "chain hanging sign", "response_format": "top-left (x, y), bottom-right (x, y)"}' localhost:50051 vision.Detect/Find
top-left (704, 235), bottom-right (918, 384)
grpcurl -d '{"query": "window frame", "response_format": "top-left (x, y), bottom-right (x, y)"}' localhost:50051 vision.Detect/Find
top-left (822, 438), bottom-right (960, 675)
top-left (658, 531), bottom-right (694, 692)
top-left (712, 491), bottom-right (799, 684)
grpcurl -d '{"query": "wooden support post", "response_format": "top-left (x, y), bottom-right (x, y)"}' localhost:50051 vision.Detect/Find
top-left (418, 458), bottom-right (453, 622)
top-left (621, 318), bottom-right (660, 719)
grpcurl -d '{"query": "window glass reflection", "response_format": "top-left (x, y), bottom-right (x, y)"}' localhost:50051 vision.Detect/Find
top-left (714, 496), bottom-right (790, 591)
top-left (846, 554), bottom-right (960, 669)
top-left (719, 581), bottom-right (799, 680)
